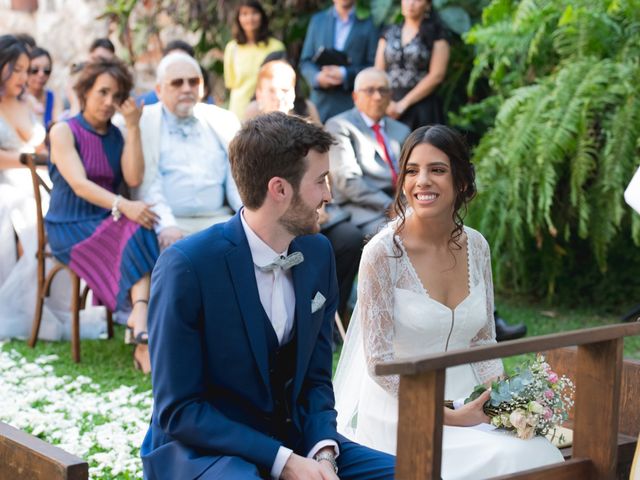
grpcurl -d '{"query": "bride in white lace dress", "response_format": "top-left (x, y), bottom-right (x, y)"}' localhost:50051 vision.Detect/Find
top-left (333, 125), bottom-right (564, 479)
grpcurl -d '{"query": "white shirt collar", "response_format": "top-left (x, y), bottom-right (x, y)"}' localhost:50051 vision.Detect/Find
top-left (359, 111), bottom-right (385, 129)
top-left (240, 209), bottom-right (288, 268)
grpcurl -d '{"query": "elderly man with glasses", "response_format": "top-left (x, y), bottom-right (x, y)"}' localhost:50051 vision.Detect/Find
top-left (134, 52), bottom-right (242, 250)
top-left (325, 67), bottom-right (411, 237)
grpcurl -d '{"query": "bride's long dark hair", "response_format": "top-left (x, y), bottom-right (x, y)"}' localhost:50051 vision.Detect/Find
top-left (391, 124), bottom-right (476, 256)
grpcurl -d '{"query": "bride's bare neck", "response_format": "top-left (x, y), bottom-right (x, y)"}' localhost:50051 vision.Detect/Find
top-left (403, 214), bottom-right (455, 249)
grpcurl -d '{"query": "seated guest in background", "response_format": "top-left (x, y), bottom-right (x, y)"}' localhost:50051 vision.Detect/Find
top-left (136, 40), bottom-right (215, 107)
top-left (300, 0), bottom-right (378, 123)
top-left (244, 58), bottom-right (361, 320)
top-left (136, 52), bottom-right (242, 250)
top-left (45, 58), bottom-right (159, 373)
top-left (89, 38), bottom-right (116, 61)
top-left (244, 58), bottom-right (320, 124)
top-left (325, 68), bottom-right (410, 237)
top-left (0, 35), bottom-right (47, 287)
top-left (27, 46), bottom-right (61, 129)
top-left (224, 0), bottom-right (284, 120)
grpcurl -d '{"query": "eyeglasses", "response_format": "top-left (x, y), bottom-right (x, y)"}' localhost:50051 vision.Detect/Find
top-left (29, 67), bottom-right (52, 75)
top-left (168, 77), bottom-right (201, 88)
top-left (358, 86), bottom-right (391, 96)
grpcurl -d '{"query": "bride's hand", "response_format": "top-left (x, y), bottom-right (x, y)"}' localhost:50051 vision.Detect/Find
top-left (445, 390), bottom-right (491, 427)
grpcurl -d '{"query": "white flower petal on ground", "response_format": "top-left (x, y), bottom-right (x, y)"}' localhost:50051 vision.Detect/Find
top-left (0, 348), bottom-right (152, 479)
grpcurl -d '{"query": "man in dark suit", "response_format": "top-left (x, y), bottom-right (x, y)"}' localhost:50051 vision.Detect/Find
top-left (325, 68), bottom-right (412, 237)
top-left (141, 112), bottom-right (395, 479)
top-left (300, 0), bottom-right (378, 123)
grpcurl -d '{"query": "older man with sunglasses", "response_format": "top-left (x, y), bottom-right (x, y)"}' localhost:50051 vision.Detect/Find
top-left (135, 52), bottom-right (242, 249)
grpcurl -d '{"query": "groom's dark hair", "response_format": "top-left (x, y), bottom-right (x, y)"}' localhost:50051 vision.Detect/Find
top-left (229, 112), bottom-right (334, 209)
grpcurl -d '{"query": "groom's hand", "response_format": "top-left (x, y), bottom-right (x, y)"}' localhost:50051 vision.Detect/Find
top-left (281, 453), bottom-right (338, 480)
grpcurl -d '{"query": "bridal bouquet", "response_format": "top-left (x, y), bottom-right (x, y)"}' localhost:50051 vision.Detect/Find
top-left (465, 355), bottom-right (575, 440)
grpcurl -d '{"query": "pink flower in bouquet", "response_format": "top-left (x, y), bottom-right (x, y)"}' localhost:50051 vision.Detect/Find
top-left (544, 389), bottom-right (555, 400)
top-left (547, 371), bottom-right (559, 383)
top-left (543, 407), bottom-right (553, 420)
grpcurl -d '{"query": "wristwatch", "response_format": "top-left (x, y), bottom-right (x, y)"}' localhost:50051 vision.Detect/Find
top-left (314, 451), bottom-right (338, 474)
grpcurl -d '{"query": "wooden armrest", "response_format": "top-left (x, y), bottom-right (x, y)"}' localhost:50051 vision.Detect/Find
top-left (0, 422), bottom-right (88, 480)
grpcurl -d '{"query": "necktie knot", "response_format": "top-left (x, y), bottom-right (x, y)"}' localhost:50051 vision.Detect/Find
top-left (257, 251), bottom-right (304, 272)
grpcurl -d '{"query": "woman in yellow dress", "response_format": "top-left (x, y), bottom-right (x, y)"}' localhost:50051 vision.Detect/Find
top-left (223, 0), bottom-right (284, 119)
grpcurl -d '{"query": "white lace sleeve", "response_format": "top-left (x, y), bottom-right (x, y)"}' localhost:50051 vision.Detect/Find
top-left (469, 231), bottom-right (504, 383)
top-left (358, 234), bottom-right (400, 397)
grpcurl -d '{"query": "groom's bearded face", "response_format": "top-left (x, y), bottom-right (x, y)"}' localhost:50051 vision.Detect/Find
top-left (279, 188), bottom-right (323, 236)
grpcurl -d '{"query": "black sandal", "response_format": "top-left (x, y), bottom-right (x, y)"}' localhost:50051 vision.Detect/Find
top-left (125, 299), bottom-right (150, 344)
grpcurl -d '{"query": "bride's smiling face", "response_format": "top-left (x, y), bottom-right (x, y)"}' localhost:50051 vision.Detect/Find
top-left (402, 143), bottom-right (456, 220)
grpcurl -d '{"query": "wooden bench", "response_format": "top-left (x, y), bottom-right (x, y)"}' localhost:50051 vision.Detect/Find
top-left (0, 422), bottom-right (88, 480)
top-left (546, 347), bottom-right (640, 479)
top-left (376, 322), bottom-right (640, 479)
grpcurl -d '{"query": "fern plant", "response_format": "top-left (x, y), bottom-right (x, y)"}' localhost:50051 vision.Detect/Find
top-left (460, 0), bottom-right (640, 299)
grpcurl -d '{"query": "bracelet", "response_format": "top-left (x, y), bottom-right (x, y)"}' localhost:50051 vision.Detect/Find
top-left (314, 451), bottom-right (338, 474)
top-left (111, 195), bottom-right (122, 222)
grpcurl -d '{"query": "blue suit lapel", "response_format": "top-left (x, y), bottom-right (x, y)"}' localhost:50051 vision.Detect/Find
top-left (223, 214), bottom-right (270, 389)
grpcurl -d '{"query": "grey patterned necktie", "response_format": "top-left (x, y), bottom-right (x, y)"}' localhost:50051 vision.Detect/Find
top-left (257, 251), bottom-right (304, 272)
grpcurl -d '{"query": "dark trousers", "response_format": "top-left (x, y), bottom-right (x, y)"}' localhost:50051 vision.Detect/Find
top-left (197, 440), bottom-right (395, 479)
top-left (322, 220), bottom-right (364, 319)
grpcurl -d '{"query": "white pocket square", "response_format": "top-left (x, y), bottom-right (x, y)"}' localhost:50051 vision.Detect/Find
top-left (311, 292), bottom-right (326, 313)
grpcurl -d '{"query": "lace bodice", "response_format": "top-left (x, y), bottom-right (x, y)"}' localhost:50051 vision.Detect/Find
top-left (357, 223), bottom-right (504, 396)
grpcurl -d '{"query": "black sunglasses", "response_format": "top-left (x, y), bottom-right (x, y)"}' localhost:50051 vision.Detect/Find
top-left (29, 67), bottom-right (52, 75)
top-left (168, 77), bottom-right (201, 88)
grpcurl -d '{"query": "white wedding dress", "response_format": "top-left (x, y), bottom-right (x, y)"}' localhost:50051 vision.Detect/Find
top-left (334, 222), bottom-right (564, 479)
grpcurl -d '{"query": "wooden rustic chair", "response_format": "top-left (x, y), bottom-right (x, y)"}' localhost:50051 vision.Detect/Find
top-left (0, 421), bottom-right (88, 480)
top-left (546, 347), bottom-right (640, 478)
top-left (20, 153), bottom-right (113, 363)
top-left (334, 312), bottom-right (347, 342)
top-left (376, 322), bottom-right (640, 479)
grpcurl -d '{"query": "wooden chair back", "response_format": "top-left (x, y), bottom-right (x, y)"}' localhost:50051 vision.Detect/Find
top-left (0, 421), bottom-right (88, 480)
top-left (376, 322), bottom-right (640, 479)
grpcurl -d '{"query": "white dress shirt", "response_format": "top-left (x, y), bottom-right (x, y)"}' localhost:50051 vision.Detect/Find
top-left (240, 211), bottom-right (338, 478)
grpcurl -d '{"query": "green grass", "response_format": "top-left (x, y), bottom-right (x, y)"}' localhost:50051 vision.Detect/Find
top-left (497, 296), bottom-right (640, 373)
top-left (1, 325), bottom-right (151, 392)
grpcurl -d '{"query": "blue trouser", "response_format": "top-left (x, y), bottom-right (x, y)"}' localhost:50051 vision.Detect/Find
top-left (196, 440), bottom-right (395, 479)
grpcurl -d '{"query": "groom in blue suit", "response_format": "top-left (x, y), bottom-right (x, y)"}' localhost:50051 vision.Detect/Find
top-left (141, 112), bottom-right (394, 479)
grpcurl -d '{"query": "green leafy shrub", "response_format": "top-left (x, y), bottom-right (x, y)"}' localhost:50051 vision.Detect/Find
top-left (460, 0), bottom-right (640, 302)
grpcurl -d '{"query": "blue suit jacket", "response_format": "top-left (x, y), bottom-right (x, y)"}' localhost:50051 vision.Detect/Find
top-left (141, 212), bottom-right (340, 479)
top-left (300, 7), bottom-right (378, 122)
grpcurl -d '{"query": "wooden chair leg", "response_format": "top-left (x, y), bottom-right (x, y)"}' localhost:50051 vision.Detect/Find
top-left (70, 272), bottom-right (81, 363)
top-left (28, 279), bottom-right (46, 348)
top-left (106, 310), bottom-right (114, 339)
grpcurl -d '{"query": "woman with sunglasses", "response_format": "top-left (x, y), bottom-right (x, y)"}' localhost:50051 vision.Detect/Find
top-left (0, 35), bottom-right (47, 288)
top-left (27, 47), bottom-right (61, 129)
top-left (45, 58), bottom-right (159, 373)
top-left (223, 0), bottom-right (284, 119)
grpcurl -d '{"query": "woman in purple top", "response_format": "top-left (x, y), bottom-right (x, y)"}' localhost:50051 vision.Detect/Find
top-left (45, 59), bottom-right (159, 373)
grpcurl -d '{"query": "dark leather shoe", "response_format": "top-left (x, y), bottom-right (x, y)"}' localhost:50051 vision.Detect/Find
top-left (494, 311), bottom-right (527, 342)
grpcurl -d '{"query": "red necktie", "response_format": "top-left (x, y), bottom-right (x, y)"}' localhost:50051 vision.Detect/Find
top-left (372, 123), bottom-right (397, 187)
